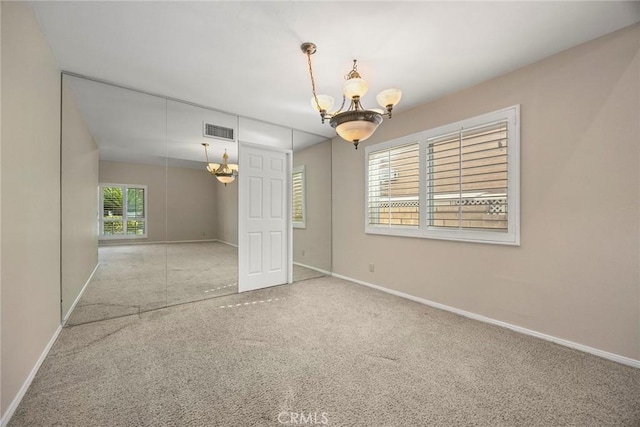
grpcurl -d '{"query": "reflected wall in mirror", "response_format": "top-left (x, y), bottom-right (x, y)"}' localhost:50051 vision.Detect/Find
top-left (61, 74), bottom-right (333, 326)
top-left (292, 130), bottom-right (332, 282)
top-left (165, 100), bottom-right (239, 306)
top-left (62, 75), bottom-right (169, 325)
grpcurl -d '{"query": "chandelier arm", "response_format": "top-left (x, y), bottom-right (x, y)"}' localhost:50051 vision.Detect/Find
top-left (328, 95), bottom-right (347, 117)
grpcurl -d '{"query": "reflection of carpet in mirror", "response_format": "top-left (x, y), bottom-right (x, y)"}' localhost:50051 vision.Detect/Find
top-left (293, 264), bottom-right (326, 282)
top-left (66, 242), bottom-right (239, 326)
top-left (66, 242), bottom-right (328, 326)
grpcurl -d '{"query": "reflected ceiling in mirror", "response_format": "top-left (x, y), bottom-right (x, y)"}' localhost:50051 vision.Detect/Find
top-left (292, 130), bottom-right (328, 152)
top-left (166, 100), bottom-right (238, 169)
top-left (65, 75), bottom-right (168, 166)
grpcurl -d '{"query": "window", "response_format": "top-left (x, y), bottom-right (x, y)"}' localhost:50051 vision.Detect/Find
top-left (292, 165), bottom-right (306, 228)
top-left (368, 141), bottom-right (420, 228)
top-left (365, 105), bottom-right (520, 245)
top-left (99, 184), bottom-right (148, 239)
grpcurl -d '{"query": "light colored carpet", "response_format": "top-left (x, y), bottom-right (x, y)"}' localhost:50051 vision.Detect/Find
top-left (68, 242), bottom-right (325, 325)
top-left (10, 276), bottom-right (640, 426)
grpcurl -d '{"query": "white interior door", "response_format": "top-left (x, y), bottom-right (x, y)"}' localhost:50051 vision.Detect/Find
top-left (238, 142), bottom-right (292, 292)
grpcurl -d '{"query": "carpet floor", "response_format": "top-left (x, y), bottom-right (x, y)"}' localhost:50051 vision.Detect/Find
top-left (10, 276), bottom-right (639, 426)
top-left (67, 242), bottom-right (325, 325)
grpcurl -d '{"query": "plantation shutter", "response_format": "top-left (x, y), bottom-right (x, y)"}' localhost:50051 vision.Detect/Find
top-left (427, 121), bottom-right (508, 231)
top-left (367, 142), bottom-right (420, 227)
top-left (292, 168), bottom-right (305, 225)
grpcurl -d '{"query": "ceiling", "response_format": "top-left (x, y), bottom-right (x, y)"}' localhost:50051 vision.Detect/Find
top-left (64, 74), bottom-right (326, 166)
top-left (34, 1), bottom-right (640, 154)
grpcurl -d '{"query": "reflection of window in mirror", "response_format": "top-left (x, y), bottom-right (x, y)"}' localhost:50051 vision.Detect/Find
top-left (99, 183), bottom-right (148, 239)
top-left (292, 165), bottom-right (306, 229)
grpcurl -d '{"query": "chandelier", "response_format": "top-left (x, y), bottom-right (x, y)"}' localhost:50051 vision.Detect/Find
top-left (301, 42), bottom-right (402, 149)
top-left (201, 143), bottom-right (238, 186)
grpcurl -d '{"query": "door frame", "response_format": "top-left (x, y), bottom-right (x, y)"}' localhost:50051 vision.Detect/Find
top-left (237, 141), bottom-right (293, 292)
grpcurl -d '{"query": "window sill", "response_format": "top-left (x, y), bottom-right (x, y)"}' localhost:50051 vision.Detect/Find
top-left (365, 226), bottom-right (519, 246)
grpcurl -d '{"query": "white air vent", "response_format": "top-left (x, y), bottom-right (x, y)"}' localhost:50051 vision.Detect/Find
top-left (203, 122), bottom-right (234, 141)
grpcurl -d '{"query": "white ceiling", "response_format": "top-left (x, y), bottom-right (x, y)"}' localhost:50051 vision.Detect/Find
top-left (35, 1), bottom-right (640, 157)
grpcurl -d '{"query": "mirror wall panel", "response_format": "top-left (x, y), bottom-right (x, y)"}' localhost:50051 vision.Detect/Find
top-left (292, 130), bottom-right (332, 282)
top-left (61, 75), bottom-right (100, 322)
top-left (61, 74), bottom-right (333, 325)
top-left (238, 117), bottom-right (293, 150)
top-left (165, 100), bottom-right (238, 306)
top-left (61, 75), bottom-right (168, 325)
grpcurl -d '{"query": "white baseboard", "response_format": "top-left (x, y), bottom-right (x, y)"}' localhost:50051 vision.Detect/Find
top-left (331, 273), bottom-right (640, 369)
top-left (215, 239), bottom-right (238, 248)
top-left (293, 262), bottom-right (331, 277)
top-left (0, 324), bottom-right (63, 427)
top-left (100, 239), bottom-right (221, 247)
top-left (99, 240), bottom-right (162, 246)
top-left (62, 263), bottom-right (99, 325)
top-left (167, 239), bottom-right (219, 244)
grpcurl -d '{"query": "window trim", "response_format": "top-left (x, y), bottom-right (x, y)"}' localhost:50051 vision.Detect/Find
top-left (365, 105), bottom-right (520, 246)
top-left (292, 165), bottom-right (306, 229)
top-left (99, 183), bottom-right (149, 240)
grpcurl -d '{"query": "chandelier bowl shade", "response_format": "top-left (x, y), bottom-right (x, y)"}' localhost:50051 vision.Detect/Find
top-left (311, 95), bottom-right (335, 112)
top-left (330, 110), bottom-right (383, 149)
top-left (376, 88), bottom-right (402, 108)
top-left (343, 77), bottom-right (369, 99)
top-left (216, 174), bottom-right (235, 185)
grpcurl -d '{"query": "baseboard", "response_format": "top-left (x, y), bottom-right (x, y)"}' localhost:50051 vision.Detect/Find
top-left (293, 262), bottom-right (331, 276)
top-left (62, 262), bottom-right (99, 325)
top-left (99, 240), bottom-right (163, 246)
top-left (167, 239), bottom-right (219, 244)
top-left (0, 324), bottom-right (63, 427)
top-left (331, 273), bottom-right (640, 369)
top-left (215, 239), bottom-right (238, 248)
top-left (100, 239), bottom-right (220, 247)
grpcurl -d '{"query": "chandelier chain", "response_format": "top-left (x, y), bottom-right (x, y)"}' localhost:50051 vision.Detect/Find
top-left (345, 59), bottom-right (360, 80)
top-left (306, 51), bottom-right (346, 117)
top-left (306, 52), bottom-right (322, 112)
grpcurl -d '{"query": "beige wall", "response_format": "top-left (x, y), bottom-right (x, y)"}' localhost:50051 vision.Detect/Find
top-left (1, 1), bottom-right (61, 416)
top-left (215, 179), bottom-right (238, 246)
top-left (167, 166), bottom-right (217, 241)
top-left (332, 24), bottom-right (640, 360)
top-left (61, 82), bottom-right (99, 320)
top-left (293, 140), bottom-right (332, 272)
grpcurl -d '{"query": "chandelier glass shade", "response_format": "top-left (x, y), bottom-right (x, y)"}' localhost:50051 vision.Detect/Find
top-left (301, 42), bottom-right (402, 149)
top-left (202, 143), bottom-right (238, 186)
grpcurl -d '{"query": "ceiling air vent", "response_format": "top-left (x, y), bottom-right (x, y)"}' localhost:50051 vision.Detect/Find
top-left (203, 122), bottom-right (234, 141)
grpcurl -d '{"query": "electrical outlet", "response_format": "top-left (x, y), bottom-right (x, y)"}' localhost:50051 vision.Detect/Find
top-left (369, 263), bottom-right (375, 273)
